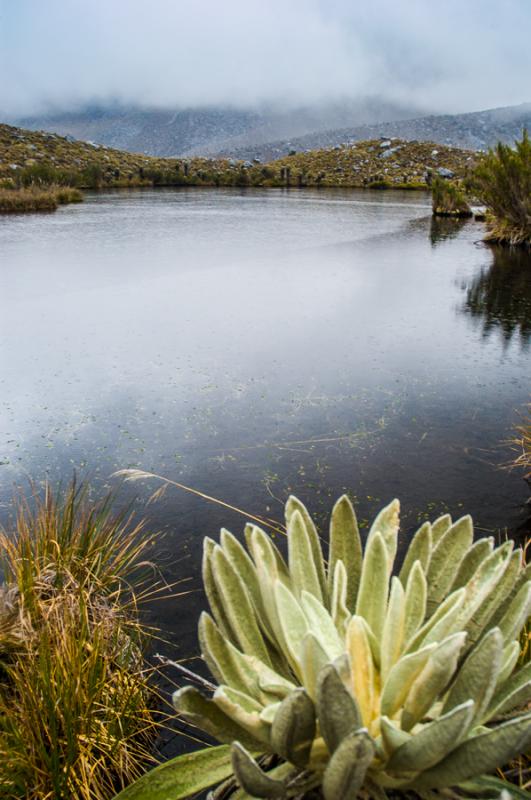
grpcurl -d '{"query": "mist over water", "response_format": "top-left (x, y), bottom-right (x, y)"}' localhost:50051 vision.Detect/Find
top-left (1, 187), bottom-right (530, 662)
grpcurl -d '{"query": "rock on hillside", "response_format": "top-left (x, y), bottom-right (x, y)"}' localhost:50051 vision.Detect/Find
top-left (265, 139), bottom-right (475, 188)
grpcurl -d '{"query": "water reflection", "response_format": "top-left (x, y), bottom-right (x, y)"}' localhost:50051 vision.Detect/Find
top-left (462, 246), bottom-right (531, 349)
top-left (429, 215), bottom-right (469, 248)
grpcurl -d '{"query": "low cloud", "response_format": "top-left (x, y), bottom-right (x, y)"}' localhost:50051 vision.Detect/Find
top-left (1, 0), bottom-right (530, 116)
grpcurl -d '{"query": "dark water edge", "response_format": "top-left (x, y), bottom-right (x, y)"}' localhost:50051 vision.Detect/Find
top-left (0, 189), bottom-right (530, 756)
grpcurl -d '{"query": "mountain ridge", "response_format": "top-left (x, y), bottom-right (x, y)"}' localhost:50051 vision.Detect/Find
top-left (11, 102), bottom-right (528, 163)
top-left (11, 99), bottom-right (426, 158)
top-left (219, 103), bottom-right (531, 162)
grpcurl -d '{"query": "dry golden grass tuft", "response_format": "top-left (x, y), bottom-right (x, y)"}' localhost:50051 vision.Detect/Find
top-left (0, 185), bottom-right (83, 213)
top-left (0, 482), bottom-right (163, 799)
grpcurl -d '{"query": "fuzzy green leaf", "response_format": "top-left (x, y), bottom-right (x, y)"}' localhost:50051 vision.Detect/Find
top-left (387, 700), bottom-right (475, 772)
top-left (497, 641), bottom-right (521, 687)
top-left (406, 588), bottom-right (465, 653)
top-left (426, 516), bottom-right (473, 614)
top-left (111, 745), bottom-right (234, 800)
top-left (299, 632), bottom-right (330, 701)
top-left (287, 509), bottom-right (324, 604)
top-left (329, 494), bottom-right (363, 610)
top-left (430, 513), bottom-right (452, 545)
top-left (231, 742), bottom-right (287, 798)
top-left (380, 643), bottom-right (437, 717)
top-left (450, 537), bottom-right (494, 591)
top-left (487, 662), bottom-right (531, 720)
top-left (213, 685), bottom-right (272, 744)
top-left (403, 561), bottom-right (427, 645)
top-left (212, 546), bottom-right (272, 665)
top-left (300, 590), bottom-right (343, 659)
top-left (173, 686), bottom-right (268, 749)
top-left (322, 729), bottom-right (375, 800)
top-left (380, 577), bottom-right (405, 683)
top-left (316, 663), bottom-right (363, 753)
top-left (412, 713), bottom-right (531, 790)
top-left (402, 633), bottom-right (467, 731)
top-left (399, 522), bottom-right (432, 586)
top-left (487, 555), bottom-right (530, 630)
top-left (356, 531), bottom-right (389, 641)
top-left (366, 499), bottom-right (400, 572)
top-left (462, 542), bottom-right (516, 645)
top-left (330, 559), bottom-right (351, 637)
top-left (203, 538), bottom-right (233, 639)
top-left (497, 580), bottom-right (531, 644)
top-left (443, 627), bottom-right (503, 724)
top-left (270, 688), bottom-right (316, 768)
top-left (199, 611), bottom-right (260, 697)
top-left (220, 528), bottom-right (270, 631)
top-left (347, 616), bottom-right (377, 727)
top-left (379, 716), bottom-right (412, 756)
top-left (286, 496), bottom-right (327, 603)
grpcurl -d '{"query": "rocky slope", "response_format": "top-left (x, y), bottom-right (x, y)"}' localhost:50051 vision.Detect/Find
top-left (0, 123), bottom-right (475, 191)
top-left (0, 123), bottom-right (240, 187)
top-left (218, 103), bottom-right (531, 162)
top-left (11, 102), bottom-right (529, 163)
top-left (11, 99), bottom-right (424, 158)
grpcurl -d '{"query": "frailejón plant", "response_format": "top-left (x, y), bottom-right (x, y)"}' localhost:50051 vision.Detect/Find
top-left (115, 496), bottom-right (531, 800)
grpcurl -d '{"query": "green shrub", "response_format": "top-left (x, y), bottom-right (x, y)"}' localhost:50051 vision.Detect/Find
top-left (18, 163), bottom-right (74, 188)
top-left (472, 130), bottom-right (531, 246)
top-left (115, 494), bottom-right (531, 800)
top-left (432, 176), bottom-right (472, 217)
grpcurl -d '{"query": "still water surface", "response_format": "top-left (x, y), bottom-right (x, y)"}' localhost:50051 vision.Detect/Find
top-left (1, 187), bottom-right (530, 659)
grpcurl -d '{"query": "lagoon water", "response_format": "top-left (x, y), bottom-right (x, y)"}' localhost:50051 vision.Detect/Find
top-left (1, 187), bottom-right (530, 659)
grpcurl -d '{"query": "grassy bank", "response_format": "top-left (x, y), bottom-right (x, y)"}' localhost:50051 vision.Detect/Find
top-left (0, 483), bottom-right (159, 799)
top-left (0, 185), bottom-right (83, 213)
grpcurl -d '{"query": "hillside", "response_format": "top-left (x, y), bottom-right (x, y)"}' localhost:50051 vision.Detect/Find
top-left (0, 123), bottom-right (243, 187)
top-left (218, 103), bottom-right (531, 162)
top-left (11, 99), bottom-right (425, 158)
top-left (11, 102), bottom-right (530, 164)
top-left (0, 123), bottom-right (475, 192)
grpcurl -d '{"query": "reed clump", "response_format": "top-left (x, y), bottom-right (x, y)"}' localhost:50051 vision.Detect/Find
top-left (511, 406), bottom-right (531, 484)
top-left (472, 130), bottom-right (531, 247)
top-left (0, 185), bottom-right (83, 213)
top-left (0, 482), bottom-right (158, 800)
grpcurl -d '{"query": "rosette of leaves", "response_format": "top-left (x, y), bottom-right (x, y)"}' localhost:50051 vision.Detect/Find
top-left (114, 496), bottom-right (531, 800)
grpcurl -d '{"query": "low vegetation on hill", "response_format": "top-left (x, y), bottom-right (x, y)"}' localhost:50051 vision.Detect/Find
top-left (0, 123), bottom-right (475, 199)
top-left (0, 123), bottom-right (254, 192)
top-left (267, 139), bottom-right (475, 189)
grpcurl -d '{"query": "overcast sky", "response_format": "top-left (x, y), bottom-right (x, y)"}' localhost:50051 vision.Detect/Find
top-left (1, 0), bottom-right (530, 117)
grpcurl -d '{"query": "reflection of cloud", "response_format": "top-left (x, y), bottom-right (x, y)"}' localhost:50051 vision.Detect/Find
top-left (462, 246), bottom-right (531, 349)
top-left (1, 0), bottom-right (531, 116)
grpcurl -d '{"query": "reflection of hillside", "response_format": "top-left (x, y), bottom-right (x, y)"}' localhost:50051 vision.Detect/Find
top-left (463, 246), bottom-right (531, 348)
top-left (429, 216), bottom-right (468, 247)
